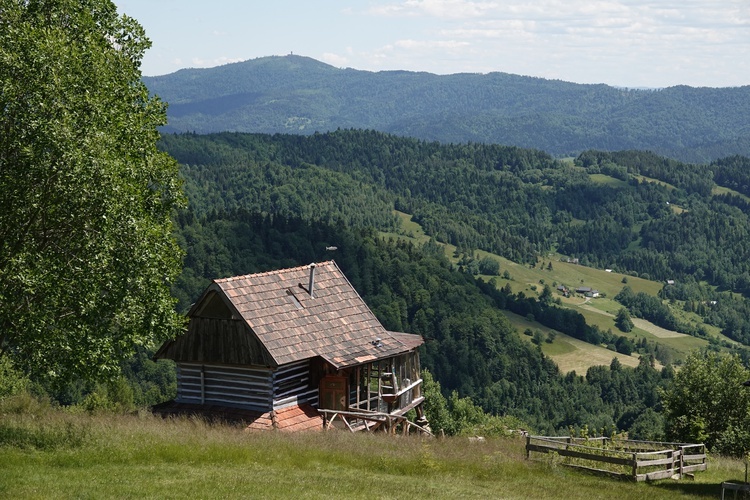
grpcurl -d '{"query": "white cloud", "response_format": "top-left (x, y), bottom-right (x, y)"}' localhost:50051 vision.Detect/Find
top-left (190, 56), bottom-right (244, 68)
top-left (369, 0), bottom-right (499, 19)
top-left (359, 0), bottom-right (750, 85)
top-left (320, 52), bottom-right (350, 67)
top-left (394, 39), bottom-right (470, 49)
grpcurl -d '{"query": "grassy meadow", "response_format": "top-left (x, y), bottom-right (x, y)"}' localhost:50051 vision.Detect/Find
top-left (385, 211), bottom-right (720, 374)
top-left (0, 395), bottom-right (742, 499)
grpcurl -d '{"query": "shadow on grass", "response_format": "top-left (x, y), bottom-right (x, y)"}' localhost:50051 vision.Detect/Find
top-left (650, 481), bottom-right (724, 498)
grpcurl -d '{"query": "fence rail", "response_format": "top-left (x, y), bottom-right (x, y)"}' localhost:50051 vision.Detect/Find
top-left (526, 436), bottom-right (706, 482)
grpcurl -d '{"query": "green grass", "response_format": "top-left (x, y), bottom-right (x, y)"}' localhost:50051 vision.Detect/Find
top-left (588, 173), bottom-right (629, 188)
top-left (385, 210), bottom-right (730, 371)
top-left (0, 398), bottom-right (739, 499)
top-left (502, 310), bottom-right (643, 373)
top-left (713, 184), bottom-right (750, 203)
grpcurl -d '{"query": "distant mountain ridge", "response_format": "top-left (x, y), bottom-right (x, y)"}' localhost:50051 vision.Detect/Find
top-left (145, 55), bottom-right (750, 162)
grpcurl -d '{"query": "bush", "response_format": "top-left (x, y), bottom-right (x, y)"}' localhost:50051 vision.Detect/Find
top-left (478, 256), bottom-right (500, 276)
top-left (0, 355), bottom-right (29, 399)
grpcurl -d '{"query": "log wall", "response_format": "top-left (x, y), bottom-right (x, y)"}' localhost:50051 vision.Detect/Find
top-left (176, 362), bottom-right (274, 411)
top-left (272, 359), bottom-right (318, 410)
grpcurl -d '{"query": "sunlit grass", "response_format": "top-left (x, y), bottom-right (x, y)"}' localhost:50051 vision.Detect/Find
top-left (588, 173), bottom-right (628, 188)
top-left (0, 399), bottom-right (738, 499)
top-left (384, 210), bottom-right (718, 371)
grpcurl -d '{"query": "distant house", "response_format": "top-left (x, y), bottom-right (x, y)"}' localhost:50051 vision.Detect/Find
top-left (575, 286), bottom-right (599, 298)
top-left (153, 261), bottom-right (428, 434)
top-left (666, 280), bottom-right (675, 285)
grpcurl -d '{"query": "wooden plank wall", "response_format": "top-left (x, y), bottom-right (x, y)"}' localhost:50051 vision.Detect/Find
top-left (163, 318), bottom-right (275, 366)
top-left (272, 360), bottom-right (317, 410)
top-left (176, 362), bottom-right (274, 411)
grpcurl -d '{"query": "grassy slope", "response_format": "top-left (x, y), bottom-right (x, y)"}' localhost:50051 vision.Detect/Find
top-left (0, 406), bottom-right (739, 499)
top-left (385, 211), bottom-right (721, 373)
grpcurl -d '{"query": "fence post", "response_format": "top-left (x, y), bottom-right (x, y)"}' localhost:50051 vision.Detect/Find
top-left (679, 446), bottom-right (684, 479)
top-left (666, 450), bottom-right (673, 477)
top-left (632, 452), bottom-right (638, 480)
top-left (526, 435), bottom-right (531, 459)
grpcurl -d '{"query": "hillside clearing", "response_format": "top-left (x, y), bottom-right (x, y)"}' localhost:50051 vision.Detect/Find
top-left (631, 318), bottom-right (689, 339)
top-left (502, 311), bottom-right (642, 373)
top-left (386, 209), bottom-right (718, 367)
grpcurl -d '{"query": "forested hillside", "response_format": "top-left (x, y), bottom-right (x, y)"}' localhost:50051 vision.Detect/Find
top-left (145, 55), bottom-right (750, 162)
top-left (8, 0), bottom-right (750, 469)
top-left (160, 131), bottom-right (750, 347)
top-left (157, 128), bottom-right (750, 446)
top-left (171, 209), bottom-right (670, 436)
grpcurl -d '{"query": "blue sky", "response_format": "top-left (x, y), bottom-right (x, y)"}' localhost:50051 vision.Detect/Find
top-left (115, 0), bottom-right (749, 88)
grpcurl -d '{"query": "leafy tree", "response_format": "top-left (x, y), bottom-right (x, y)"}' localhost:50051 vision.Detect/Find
top-left (532, 330), bottom-right (545, 345)
top-left (628, 408), bottom-right (665, 441)
top-left (615, 335), bottom-right (635, 355)
top-left (615, 308), bottom-right (634, 333)
top-left (477, 256), bottom-right (500, 276)
top-left (661, 351), bottom-right (750, 455)
top-left (0, 0), bottom-right (184, 386)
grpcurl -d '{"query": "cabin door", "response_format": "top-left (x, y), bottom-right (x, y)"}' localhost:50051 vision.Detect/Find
top-left (319, 375), bottom-right (348, 410)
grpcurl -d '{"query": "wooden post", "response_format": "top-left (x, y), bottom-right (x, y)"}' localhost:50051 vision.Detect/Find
top-left (632, 452), bottom-right (638, 480)
top-left (526, 435), bottom-right (531, 459)
top-left (666, 450), bottom-right (673, 477)
top-left (200, 365), bottom-right (205, 404)
top-left (679, 446), bottom-right (685, 479)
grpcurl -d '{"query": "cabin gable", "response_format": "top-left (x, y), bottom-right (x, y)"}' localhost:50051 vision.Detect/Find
top-left (194, 290), bottom-right (235, 319)
top-left (154, 261), bottom-right (428, 433)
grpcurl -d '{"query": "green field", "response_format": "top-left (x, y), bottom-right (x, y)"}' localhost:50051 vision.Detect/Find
top-left (713, 184), bottom-right (750, 203)
top-left (588, 173), bottom-right (629, 188)
top-left (0, 400), bottom-right (742, 499)
top-left (385, 211), bottom-right (722, 372)
top-left (503, 311), bottom-right (643, 373)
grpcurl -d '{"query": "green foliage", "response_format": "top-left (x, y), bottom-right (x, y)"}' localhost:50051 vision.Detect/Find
top-left (628, 408), bottom-right (665, 441)
top-left (171, 209), bottom-right (669, 435)
top-left (478, 256), bottom-right (500, 276)
top-left (0, 355), bottom-right (29, 400)
top-left (532, 330), bottom-right (545, 345)
top-left (79, 377), bottom-right (135, 414)
top-left (162, 130), bottom-right (750, 352)
top-left (615, 308), bottom-right (634, 333)
top-left (661, 351), bottom-right (750, 456)
top-left (422, 370), bottom-right (528, 437)
top-left (0, 0), bottom-right (185, 386)
top-left (145, 55), bottom-right (750, 162)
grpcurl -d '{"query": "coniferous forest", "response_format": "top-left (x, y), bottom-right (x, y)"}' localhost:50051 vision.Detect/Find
top-left (153, 129), bottom-right (750, 449)
top-left (8, 6), bottom-right (750, 496)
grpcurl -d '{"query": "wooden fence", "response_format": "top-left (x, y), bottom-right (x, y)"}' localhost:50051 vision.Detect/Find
top-left (526, 435), bottom-right (706, 482)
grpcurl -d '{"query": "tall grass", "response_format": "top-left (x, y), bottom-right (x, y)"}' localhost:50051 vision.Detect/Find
top-left (0, 395), bottom-right (738, 498)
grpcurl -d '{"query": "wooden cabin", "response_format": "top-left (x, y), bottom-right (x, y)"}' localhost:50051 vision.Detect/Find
top-left (153, 261), bottom-right (429, 433)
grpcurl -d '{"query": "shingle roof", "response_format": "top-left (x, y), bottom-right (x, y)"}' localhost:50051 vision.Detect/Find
top-left (200, 261), bottom-right (422, 369)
